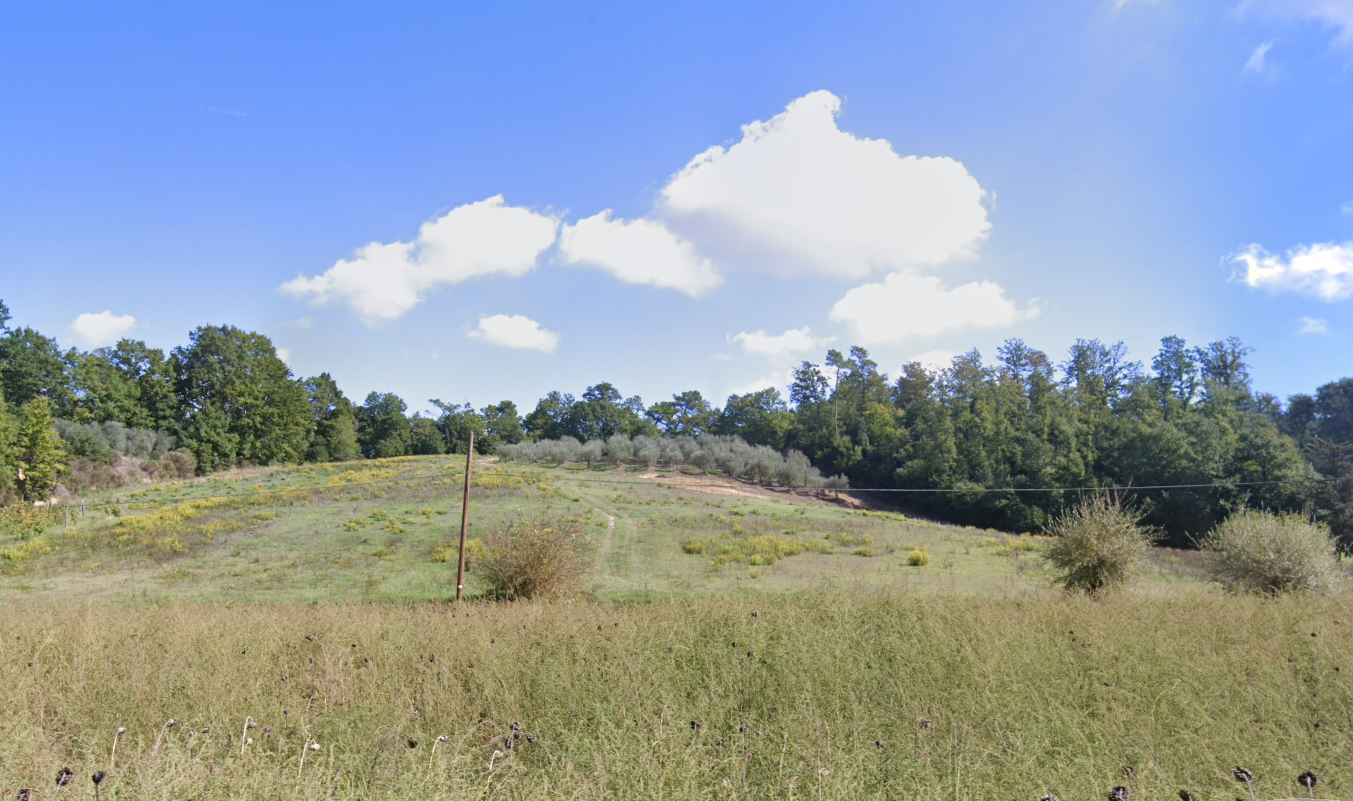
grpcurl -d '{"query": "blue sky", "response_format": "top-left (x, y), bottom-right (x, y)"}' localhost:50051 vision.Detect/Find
top-left (2, 0), bottom-right (1351, 415)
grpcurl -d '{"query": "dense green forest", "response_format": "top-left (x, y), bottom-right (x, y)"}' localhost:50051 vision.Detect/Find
top-left (0, 298), bottom-right (1349, 546)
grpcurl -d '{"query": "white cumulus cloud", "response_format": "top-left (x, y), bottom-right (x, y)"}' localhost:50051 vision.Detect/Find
top-left (281, 196), bottom-right (559, 325)
top-left (557, 211), bottom-right (721, 296)
top-left (1299, 316), bottom-right (1330, 334)
top-left (468, 314), bottom-right (560, 353)
top-left (730, 327), bottom-right (830, 360)
top-left (828, 271), bottom-right (1037, 344)
top-left (70, 311), bottom-right (137, 347)
top-left (657, 90), bottom-right (990, 279)
top-left (1230, 242), bottom-right (1353, 301)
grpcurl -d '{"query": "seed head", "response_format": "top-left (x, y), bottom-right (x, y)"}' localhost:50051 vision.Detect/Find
top-left (1041, 795), bottom-right (1061, 801)
top-left (56, 767), bottom-right (74, 787)
top-left (245, 737), bottom-right (254, 746)
top-left (1123, 766), bottom-right (1136, 779)
top-left (17, 790), bottom-right (30, 801)
top-left (91, 772), bottom-right (105, 786)
top-left (1233, 766), bottom-right (1254, 784)
top-left (166, 718), bottom-right (177, 728)
top-left (1109, 786), bottom-right (1128, 801)
top-left (437, 735), bottom-right (449, 743)
top-left (1298, 771), bottom-right (1318, 789)
top-left (1179, 791), bottom-right (1195, 801)
top-left (407, 738), bottom-right (418, 749)
top-left (201, 727), bottom-right (211, 734)
top-left (690, 720), bottom-right (702, 731)
top-left (116, 726), bottom-right (127, 735)
top-left (917, 717), bottom-right (932, 729)
top-left (309, 741), bottom-right (322, 751)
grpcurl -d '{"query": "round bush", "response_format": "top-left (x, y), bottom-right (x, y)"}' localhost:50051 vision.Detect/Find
top-left (1042, 494), bottom-right (1153, 596)
top-left (477, 512), bottom-right (595, 599)
top-left (906, 548), bottom-right (930, 566)
top-left (1202, 509), bottom-right (1342, 595)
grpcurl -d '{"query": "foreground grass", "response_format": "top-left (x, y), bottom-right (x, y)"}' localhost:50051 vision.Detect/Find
top-left (2, 591), bottom-right (1349, 799)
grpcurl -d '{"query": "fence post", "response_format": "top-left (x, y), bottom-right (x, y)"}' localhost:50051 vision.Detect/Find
top-left (456, 431), bottom-right (475, 602)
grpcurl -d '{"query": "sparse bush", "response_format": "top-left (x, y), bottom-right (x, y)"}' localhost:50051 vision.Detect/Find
top-left (1043, 493), bottom-right (1153, 595)
top-left (907, 548), bottom-right (930, 566)
top-left (1201, 509), bottom-right (1342, 595)
top-left (477, 512), bottom-right (595, 599)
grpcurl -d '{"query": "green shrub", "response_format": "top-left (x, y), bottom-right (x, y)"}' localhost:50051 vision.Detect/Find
top-left (1201, 509), bottom-right (1342, 595)
top-left (907, 548), bottom-right (930, 566)
top-left (1042, 493), bottom-right (1153, 595)
top-left (477, 512), bottom-right (595, 599)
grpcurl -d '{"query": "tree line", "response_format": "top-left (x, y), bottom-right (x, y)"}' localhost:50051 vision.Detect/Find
top-left (0, 298), bottom-right (1349, 546)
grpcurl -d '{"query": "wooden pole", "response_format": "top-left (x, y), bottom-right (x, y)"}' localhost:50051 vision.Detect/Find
top-left (455, 431), bottom-right (474, 602)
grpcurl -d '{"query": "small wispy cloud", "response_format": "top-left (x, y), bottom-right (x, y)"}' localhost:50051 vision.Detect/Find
top-left (1244, 41), bottom-right (1275, 75)
top-left (729, 327), bottom-right (832, 360)
top-left (1299, 316), bottom-right (1330, 334)
top-left (1342, 200), bottom-right (1353, 217)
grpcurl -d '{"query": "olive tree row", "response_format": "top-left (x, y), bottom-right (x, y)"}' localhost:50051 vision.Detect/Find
top-left (498, 434), bottom-right (848, 489)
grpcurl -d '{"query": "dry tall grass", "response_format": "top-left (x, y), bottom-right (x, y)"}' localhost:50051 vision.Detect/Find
top-left (0, 592), bottom-right (1348, 799)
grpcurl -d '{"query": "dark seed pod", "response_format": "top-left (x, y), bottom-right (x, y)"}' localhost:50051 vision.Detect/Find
top-left (18, 790), bottom-right (31, 801)
top-left (1041, 795), bottom-right (1060, 801)
top-left (407, 738), bottom-right (418, 749)
top-left (91, 772), bottom-right (105, 785)
top-left (1233, 766), bottom-right (1254, 784)
top-left (1108, 787), bottom-right (1128, 801)
top-left (1179, 791), bottom-right (1195, 801)
top-left (56, 767), bottom-right (74, 786)
top-left (1298, 771), bottom-right (1318, 789)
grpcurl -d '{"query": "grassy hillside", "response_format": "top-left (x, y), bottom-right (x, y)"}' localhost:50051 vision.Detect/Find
top-left (2, 592), bottom-right (1348, 800)
top-left (0, 455), bottom-right (1204, 603)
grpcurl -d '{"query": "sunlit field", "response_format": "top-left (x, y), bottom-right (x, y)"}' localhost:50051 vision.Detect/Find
top-left (1, 457), bottom-right (1346, 799)
top-left (0, 455), bottom-right (1205, 604)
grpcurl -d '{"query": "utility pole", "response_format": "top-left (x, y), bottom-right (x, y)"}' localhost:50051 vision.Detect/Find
top-left (455, 431), bottom-right (474, 601)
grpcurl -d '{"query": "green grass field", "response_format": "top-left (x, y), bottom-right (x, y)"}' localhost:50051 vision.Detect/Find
top-left (0, 455), bottom-right (1202, 603)
top-left (0, 456), bottom-right (1347, 799)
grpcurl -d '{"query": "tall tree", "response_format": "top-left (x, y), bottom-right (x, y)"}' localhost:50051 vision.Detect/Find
top-left (481, 400), bottom-right (524, 452)
top-left (1151, 336), bottom-right (1200, 408)
top-left (358, 392), bottom-right (411, 457)
top-left (173, 325), bottom-right (312, 471)
top-left (524, 391), bottom-right (574, 440)
top-left (0, 325), bottom-right (72, 414)
top-left (430, 399), bottom-right (486, 454)
top-left (0, 387), bottom-right (16, 501)
top-left (647, 390), bottom-right (714, 436)
top-left (714, 388), bottom-right (792, 449)
top-left (303, 373), bottom-right (360, 462)
top-left (14, 396), bottom-right (67, 501)
top-left (69, 340), bottom-right (177, 429)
